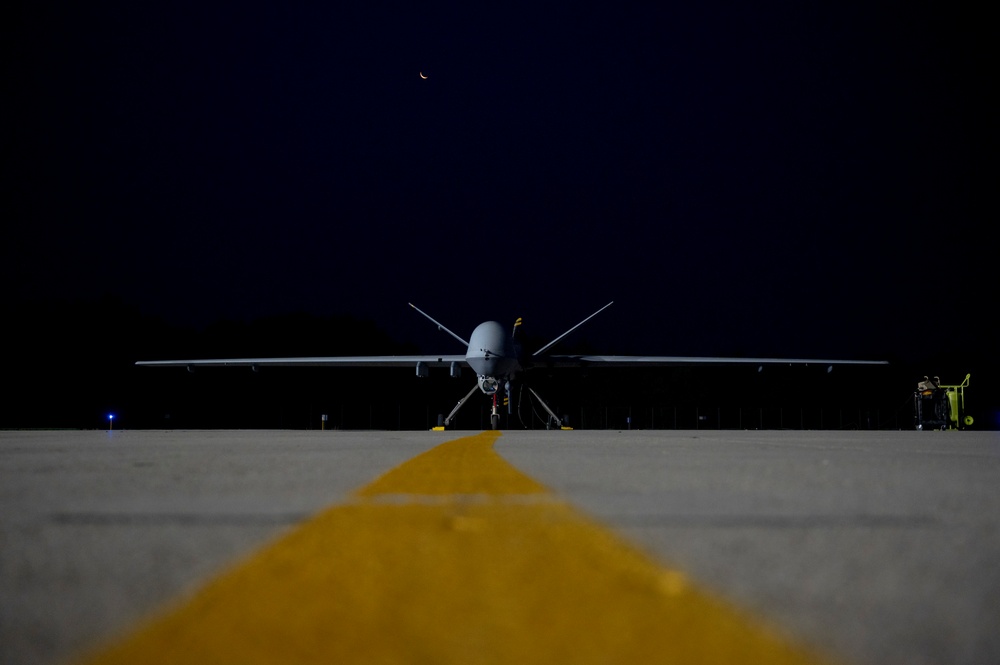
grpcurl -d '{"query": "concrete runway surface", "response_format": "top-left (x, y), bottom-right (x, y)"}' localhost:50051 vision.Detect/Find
top-left (1, 429), bottom-right (997, 664)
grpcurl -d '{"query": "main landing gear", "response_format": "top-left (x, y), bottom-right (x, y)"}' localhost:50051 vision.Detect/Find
top-left (439, 385), bottom-right (502, 430)
top-left (439, 381), bottom-right (568, 430)
top-left (443, 378), bottom-right (506, 430)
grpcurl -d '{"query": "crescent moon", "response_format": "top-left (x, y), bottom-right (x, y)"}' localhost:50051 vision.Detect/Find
top-left (419, 72), bottom-right (428, 79)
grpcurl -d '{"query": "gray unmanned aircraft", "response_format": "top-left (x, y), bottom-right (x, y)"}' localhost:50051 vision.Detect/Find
top-left (137, 302), bottom-right (887, 429)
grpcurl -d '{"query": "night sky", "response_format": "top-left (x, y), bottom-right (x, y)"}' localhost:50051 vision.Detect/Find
top-left (4, 4), bottom-right (993, 427)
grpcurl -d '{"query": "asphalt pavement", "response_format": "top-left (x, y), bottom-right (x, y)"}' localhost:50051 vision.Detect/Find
top-left (1, 428), bottom-right (997, 665)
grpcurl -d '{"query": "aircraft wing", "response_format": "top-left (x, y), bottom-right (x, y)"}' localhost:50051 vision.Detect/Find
top-left (135, 355), bottom-right (468, 368)
top-left (541, 355), bottom-right (888, 368)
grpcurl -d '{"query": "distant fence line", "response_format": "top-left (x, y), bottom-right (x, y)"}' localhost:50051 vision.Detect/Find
top-left (569, 405), bottom-right (895, 431)
top-left (235, 402), bottom-right (910, 431)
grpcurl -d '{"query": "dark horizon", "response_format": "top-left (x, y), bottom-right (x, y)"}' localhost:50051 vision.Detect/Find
top-left (4, 294), bottom-right (992, 431)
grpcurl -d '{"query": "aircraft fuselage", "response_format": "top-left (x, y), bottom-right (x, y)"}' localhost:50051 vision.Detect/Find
top-left (465, 321), bottom-right (521, 394)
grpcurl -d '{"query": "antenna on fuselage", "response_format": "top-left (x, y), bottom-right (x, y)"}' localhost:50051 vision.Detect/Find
top-left (532, 301), bottom-right (614, 357)
top-left (409, 303), bottom-right (470, 347)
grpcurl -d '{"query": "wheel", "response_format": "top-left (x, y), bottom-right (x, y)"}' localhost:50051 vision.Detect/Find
top-left (491, 413), bottom-right (500, 430)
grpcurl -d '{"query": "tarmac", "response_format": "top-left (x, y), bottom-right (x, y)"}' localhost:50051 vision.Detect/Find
top-left (1, 428), bottom-right (998, 664)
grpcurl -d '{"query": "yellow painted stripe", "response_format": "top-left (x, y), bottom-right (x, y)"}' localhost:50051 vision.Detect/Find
top-left (355, 431), bottom-right (546, 497)
top-left (78, 431), bottom-right (834, 664)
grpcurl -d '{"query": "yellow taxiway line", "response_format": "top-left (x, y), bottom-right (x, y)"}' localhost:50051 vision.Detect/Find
top-left (79, 431), bottom-right (833, 664)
